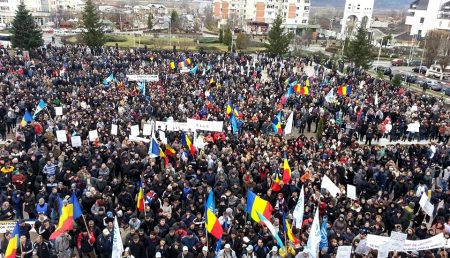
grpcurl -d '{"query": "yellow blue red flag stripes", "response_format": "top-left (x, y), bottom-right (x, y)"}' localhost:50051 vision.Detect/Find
top-left (137, 179), bottom-right (145, 212)
top-left (20, 111), bottom-right (33, 128)
top-left (337, 85), bottom-right (351, 96)
top-left (205, 191), bottom-right (223, 239)
top-left (226, 99), bottom-right (233, 115)
top-left (272, 112), bottom-right (282, 135)
top-left (282, 154), bottom-right (291, 184)
top-left (271, 171), bottom-right (282, 192)
top-left (165, 144), bottom-right (176, 156)
top-left (285, 219), bottom-right (300, 244)
top-left (246, 190), bottom-right (273, 223)
top-left (5, 222), bottom-right (19, 258)
top-left (50, 202), bottom-right (74, 240)
top-left (181, 131), bottom-right (196, 156)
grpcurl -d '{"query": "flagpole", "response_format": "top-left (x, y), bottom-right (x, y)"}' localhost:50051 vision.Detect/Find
top-left (81, 214), bottom-right (91, 235)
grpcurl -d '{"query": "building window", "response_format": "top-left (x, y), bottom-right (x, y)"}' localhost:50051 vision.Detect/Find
top-left (357, 4), bottom-right (360, 10)
top-left (0, 6), bottom-right (9, 10)
top-left (302, 19), bottom-right (307, 23)
top-left (420, 17), bottom-right (424, 23)
top-left (0, 0), bottom-right (8, 2)
top-left (304, 6), bottom-right (309, 10)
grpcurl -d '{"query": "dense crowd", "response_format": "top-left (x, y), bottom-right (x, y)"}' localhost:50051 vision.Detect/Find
top-left (0, 44), bottom-right (449, 258)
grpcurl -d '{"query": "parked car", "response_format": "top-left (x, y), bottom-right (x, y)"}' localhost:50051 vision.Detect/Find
top-left (42, 27), bottom-right (54, 33)
top-left (391, 59), bottom-right (405, 66)
top-left (444, 87), bottom-right (450, 96)
top-left (374, 66), bottom-right (392, 76)
top-left (426, 65), bottom-right (450, 80)
top-left (428, 80), bottom-right (445, 91)
top-left (412, 66), bottom-right (427, 74)
top-left (407, 60), bottom-right (421, 66)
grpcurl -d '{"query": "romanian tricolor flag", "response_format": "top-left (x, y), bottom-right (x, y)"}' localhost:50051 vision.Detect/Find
top-left (233, 106), bottom-right (243, 119)
top-left (49, 203), bottom-right (73, 240)
top-left (272, 112), bottom-right (282, 135)
top-left (271, 171), bottom-right (282, 192)
top-left (170, 61), bottom-right (175, 70)
top-left (185, 58), bottom-right (191, 66)
top-left (136, 179), bottom-right (145, 212)
top-left (49, 194), bottom-right (82, 240)
top-left (205, 191), bottom-right (223, 239)
top-left (4, 222), bottom-right (19, 258)
top-left (282, 154), bottom-right (291, 184)
top-left (165, 144), bottom-right (176, 156)
top-left (181, 131), bottom-right (196, 156)
top-left (337, 85), bottom-right (352, 96)
top-left (159, 147), bottom-right (169, 166)
top-left (293, 84), bottom-right (301, 93)
top-left (300, 86), bottom-right (309, 95)
top-left (285, 219), bottom-right (300, 244)
top-left (245, 190), bottom-right (273, 223)
top-left (226, 99), bottom-right (233, 116)
top-left (20, 111), bottom-right (33, 128)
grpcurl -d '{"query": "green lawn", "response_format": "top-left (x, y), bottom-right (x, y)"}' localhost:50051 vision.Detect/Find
top-left (65, 34), bottom-right (265, 52)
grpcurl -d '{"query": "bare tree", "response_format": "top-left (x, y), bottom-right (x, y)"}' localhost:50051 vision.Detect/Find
top-left (424, 30), bottom-right (443, 67)
top-left (438, 33), bottom-right (450, 80)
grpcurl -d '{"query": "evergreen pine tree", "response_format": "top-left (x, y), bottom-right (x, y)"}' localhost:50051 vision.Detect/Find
top-left (266, 15), bottom-right (293, 56)
top-left (219, 29), bottom-right (223, 43)
top-left (343, 26), bottom-right (373, 70)
top-left (10, 3), bottom-right (43, 50)
top-left (81, 0), bottom-right (105, 48)
top-left (223, 28), bottom-right (232, 46)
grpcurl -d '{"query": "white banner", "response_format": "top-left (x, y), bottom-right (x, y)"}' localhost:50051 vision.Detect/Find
top-left (321, 175), bottom-right (341, 197)
top-left (186, 118), bottom-right (223, 132)
top-left (367, 233), bottom-right (447, 251)
top-left (71, 136), bottom-right (82, 147)
top-left (293, 186), bottom-right (305, 229)
top-left (407, 121), bottom-right (420, 133)
top-left (336, 246), bottom-right (352, 258)
top-left (0, 220), bottom-right (35, 233)
top-left (126, 74), bottom-right (159, 82)
top-left (56, 130), bottom-right (67, 142)
top-left (284, 112), bottom-right (294, 135)
top-left (112, 216), bottom-right (124, 258)
top-left (155, 121), bottom-right (189, 132)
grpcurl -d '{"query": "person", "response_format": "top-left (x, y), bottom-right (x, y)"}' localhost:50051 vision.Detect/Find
top-left (32, 235), bottom-right (51, 258)
top-left (197, 246), bottom-right (213, 258)
top-left (16, 235), bottom-right (33, 258)
top-left (55, 231), bottom-right (72, 258)
top-left (128, 234), bottom-right (145, 258)
top-left (77, 229), bottom-right (96, 258)
top-left (217, 244), bottom-right (237, 258)
top-left (178, 246), bottom-right (195, 258)
top-left (242, 245), bottom-right (257, 258)
top-left (266, 247), bottom-right (280, 258)
top-left (97, 228), bottom-right (113, 258)
top-left (122, 247), bottom-right (135, 258)
top-left (0, 231), bottom-right (11, 257)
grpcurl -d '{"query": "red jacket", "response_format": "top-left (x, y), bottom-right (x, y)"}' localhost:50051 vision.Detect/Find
top-left (77, 232), bottom-right (95, 250)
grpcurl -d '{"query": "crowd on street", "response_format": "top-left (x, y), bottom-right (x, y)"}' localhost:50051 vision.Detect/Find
top-left (0, 44), bottom-right (449, 258)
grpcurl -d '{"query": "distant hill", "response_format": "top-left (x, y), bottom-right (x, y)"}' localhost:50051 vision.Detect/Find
top-left (311, 0), bottom-right (411, 10)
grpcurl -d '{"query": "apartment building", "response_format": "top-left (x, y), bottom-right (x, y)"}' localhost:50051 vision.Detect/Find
top-left (213, 0), bottom-right (310, 33)
top-left (340, 0), bottom-right (374, 38)
top-left (405, 0), bottom-right (450, 38)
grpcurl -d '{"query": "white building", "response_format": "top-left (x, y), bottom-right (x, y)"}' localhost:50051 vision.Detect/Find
top-left (340, 0), bottom-right (374, 38)
top-left (405, 0), bottom-right (450, 38)
top-left (213, 0), bottom-right (310, 33)
top-left (0, 0), bottom-right (52, 26)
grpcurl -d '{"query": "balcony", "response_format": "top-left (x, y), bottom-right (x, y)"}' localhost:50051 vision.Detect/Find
top-left (437, 11), bottom-right (450, 19)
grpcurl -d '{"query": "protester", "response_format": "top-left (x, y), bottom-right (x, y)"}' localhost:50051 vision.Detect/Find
top-left (0, 46), bottom-right (448, 258)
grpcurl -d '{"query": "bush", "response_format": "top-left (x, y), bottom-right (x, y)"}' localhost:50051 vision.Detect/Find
top-left (325, 47), bottom-right (340, 54)
top-left (104, 34), bottom-right (127, 42)
top-left (392, 74), bottom-right (402, 87)
top-left (198, 37), bottom-right (219, 44)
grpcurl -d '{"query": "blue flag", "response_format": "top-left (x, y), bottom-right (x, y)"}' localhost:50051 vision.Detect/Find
top-left (149, 137), bottom-right (160, 157)
top-left (58, 196), bottom-right (63, 215)
top-left (103, 73), bottom-right (114, 86)
top-left (32, 99), bottom-right (46, 119)
top-left (214, 237), bottom-right (222, 258)
top-left (319, 215), bottom-right (329, 250)
top-left (190, 65), bottom-right (199, 75)
top-left (140, 80), bottom-right (146, 96)
top-left (71, 193), bottom-right (82, 220)
top-left (230, 114), bottom-right (238, 134)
